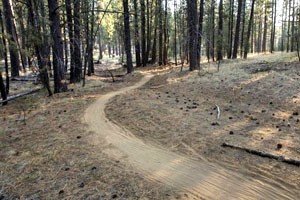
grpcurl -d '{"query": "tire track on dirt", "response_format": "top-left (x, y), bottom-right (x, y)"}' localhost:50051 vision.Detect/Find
top-left (83, 74), bottom-right (298, 200)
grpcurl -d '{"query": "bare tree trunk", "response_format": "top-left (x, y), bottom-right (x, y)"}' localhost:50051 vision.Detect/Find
top-left (291, 0), bottom-right (295, 51)
top-left (66, 0), bottom-right (75, 82)
top-left (27, 0), bottom-right (52, 96)
top-left (140, 0), bottom-right (147, 66)
top-left (244, 0), bottom-right (255, 58)
top-left (240, 0), bottom-right (246, 57)
top-left (146, 0), bottom-right (151, 63)
top-left (287, 0), bottom-right (291, 52)
top-left (262, 4), bottom-right (267, 52)
top-left (48, 0), bottom-right (68, 92)
top-left (2, 0), bottom-right (20, 77)
top-left (0, 72), bottom-right (7, 105)
top-left (163, 0), bottom-right (168, 65)
top-left (197, 0), bottom-right (204, 66)
top-left (73, 0), bottom-right (82, 82)
top-left (174, 0), bottom-right (177, 65)
top-left (232, 0), bottom-right (242, 59)
top-left (217, 0), bottom-right (223, 61)
top-left (123, 0), bottom-right (134, 73)
top-left (0, 9), bottom-right (9, 94)
top-left (158, 0), bottom-right (163, 66)
top-left (187, 0), bottom-right (198, 70)
top-left (227, 0), bottom-right (234, 59)
top-left (133, 0), bottom-right (141, 67)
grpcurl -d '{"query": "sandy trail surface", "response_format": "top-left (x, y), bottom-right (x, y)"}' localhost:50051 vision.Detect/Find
top-left (84, 74), bottom-right (298, 200)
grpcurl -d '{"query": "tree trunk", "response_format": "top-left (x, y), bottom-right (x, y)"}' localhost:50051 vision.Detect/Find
top-left (217, 0), bottom-right (223, 61)
top-left (0, 72), bottom-right (7, 105)
top-left (146, 0), bottom-right (151, 63)
top-left (240, 0), bottom-right (246, 57)
top-left (133, 0), bottom-right (141, 67)
top-left (197, 0), bottom-right (204, 66)
top-left (27, 0), bottom-right (52, 96)
top-left (140, 0), bottom-right (147, 66)
top-left (262, 4), bottom-right (267, 52)
top-left (227, 0), bottom-right (234, 59)
top-left (210, 0), bottom-right (215, 61)
top-left (187, 0), bottom-right (198, 70)
top-left (0, 9), bottom-right (9, 94)
top-left (2, 0), bottom-right (20, 77)
top-left (291, 0), bottom-right (295, 51)
top-left (48, 0), bottom-right (68, 93)
top-left (123, 0), bottom-right (134, 73)
top-left (163, 0), bottom-right (168, 65)
top-left (287, 0), bottom-right (291, 52)
top-left (271, 0), bottom-right (277, 53)
top-left (66, 0), bottom-right (75, 82)
top-left (244, 0), bottom-right (255, 58)
top-left (174, 0), bottom-right (177, 65)
top-left (73, 0), bottom-right (82, 82)
top-left (88, 0), bottom-right (95, 75)
top-left (232, 0), bottom-right (242, 59)
top-left (158, 0), bottom-right (163, 66)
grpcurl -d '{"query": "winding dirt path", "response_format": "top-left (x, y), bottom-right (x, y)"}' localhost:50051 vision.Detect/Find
top-left (83, 74), bottom-right (298, 200)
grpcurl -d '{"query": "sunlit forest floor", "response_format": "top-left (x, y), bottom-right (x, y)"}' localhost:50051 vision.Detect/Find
top-left (0, 63), bottom-right (181, 199)
top-left (106, 52), bottom-right (300, 194)
top-left (1, 52), bottom-right (300, 199)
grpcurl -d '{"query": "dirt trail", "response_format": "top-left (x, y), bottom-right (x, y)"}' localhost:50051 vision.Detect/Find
top-left (84, 74), bottom-right (298, 200)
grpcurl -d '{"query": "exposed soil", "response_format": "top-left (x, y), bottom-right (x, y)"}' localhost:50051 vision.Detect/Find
top-left (0, 64), bottom-right (180, 199)
top-left (106, 53), bottom-right (300, 198)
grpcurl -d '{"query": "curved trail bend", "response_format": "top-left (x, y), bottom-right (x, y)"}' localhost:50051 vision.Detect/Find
top-left (84, 74), bottom-right (298, 200)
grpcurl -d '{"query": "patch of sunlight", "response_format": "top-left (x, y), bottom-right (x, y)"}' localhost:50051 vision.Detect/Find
top-left (272, 110), bottom-right (292, 120)
top-left (239, 73), bottom-right (269, 85)
top-left (249, 127), bottom-right (277, 137)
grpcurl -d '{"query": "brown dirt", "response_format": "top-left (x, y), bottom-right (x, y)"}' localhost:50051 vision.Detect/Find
top-left (106, 53), bottom-right (300, 199)
top-left (0, 64), bottom-right (180, 199)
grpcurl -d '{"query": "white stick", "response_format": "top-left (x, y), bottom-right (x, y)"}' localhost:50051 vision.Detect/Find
top-left (216, 105), bottom-right (221, 120)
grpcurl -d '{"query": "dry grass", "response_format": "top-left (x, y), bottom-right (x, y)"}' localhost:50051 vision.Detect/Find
top-left (106, 52), bottom-right (300, 195)
top-left (0, 65), bottom-right (181, 199)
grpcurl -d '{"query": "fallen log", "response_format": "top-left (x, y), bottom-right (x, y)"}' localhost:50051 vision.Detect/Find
top-left (0, 88), bottom-right (41, 105)
top-left (221, 142), bottom-right (300, 167)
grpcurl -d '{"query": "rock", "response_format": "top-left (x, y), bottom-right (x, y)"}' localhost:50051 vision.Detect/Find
top-left (211, 122), bottom-right (219, 126)
top-left (277, 144), bottom-right (283, 150)
top-left (58, 190), bottom-right (64, 195)
top-left (229, 131), bottom-right (234, 135)
top-left (76, 136), bottom-right (81, 139)
top-left (79, 182), bottom-right (85, 188)
top-left (293, 112), bottom-right (298, 116)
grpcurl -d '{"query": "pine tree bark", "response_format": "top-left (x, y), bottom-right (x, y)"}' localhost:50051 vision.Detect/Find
top-left (0, 9), bottom-right (9, 94)
top-left (240, 0), bottom-right (246, 57)
top-left (287, 0), bottom-right (291, 52)
top-left (262, 4), bottom-right (267, 52)
top-left (146, 0), bottom-right (151, 62)
top-left (217, 0), bottom-right (223, 61)
top-left (0, 72), bottom-right (7, 105)
top-left (163, 0), bottom-right (168, 65)
top-left (26, 0), bottom-right (52, 96)
top-left (232, 0), bottom-right (242, 59)
top-left (158, 0), bottom-right (163, 65)
top-left (227, 0), bottom-right (234, 59)
top-left (123, 0), bottom-right (134, 73)
top-left (197, 0), bottom-right (204, 66)
top-left (73, 0), bottom-right (82, 82)
top-left (140, 0), bottom-right (147, 66)
top-left (291, 0), bottom-right (295, 51)
top-left (187, 0), bottom-right (198, 70)
top-left (2, 0), bottom-right (20, 77)
top-left (66, 0), bottom-right (75, 82)
top-left (48, 0), bottom-right (68, 92)
top-left (244, 0), bottom-right (255, 58)
top-left (133, 0), bottom-right (141, 67)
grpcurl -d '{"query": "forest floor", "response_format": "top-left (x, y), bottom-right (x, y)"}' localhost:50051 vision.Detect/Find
top-left (0, 61), bottom-right (181, 199)
top-left (105, 52), bottom-right (300, 199)
top-left (1, 52), bottom-right (300, 199)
